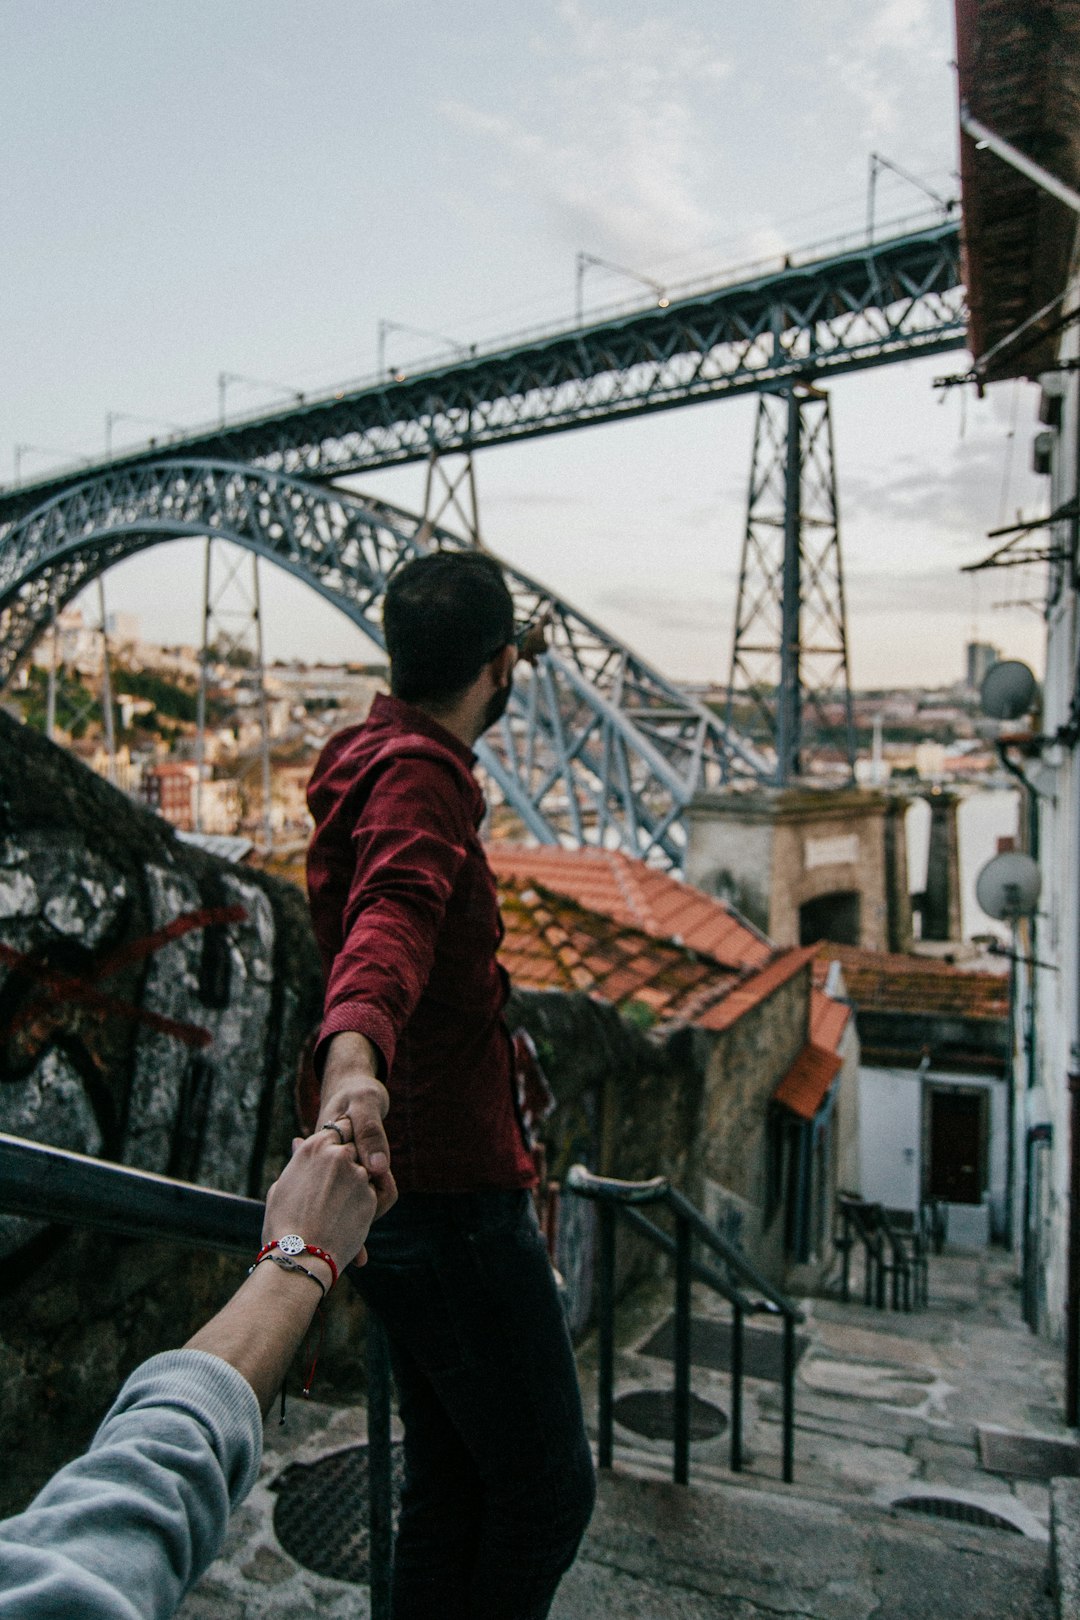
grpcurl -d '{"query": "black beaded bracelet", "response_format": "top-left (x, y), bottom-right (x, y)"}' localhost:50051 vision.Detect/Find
top-left (249, 1250), bottom-right (328, 1301)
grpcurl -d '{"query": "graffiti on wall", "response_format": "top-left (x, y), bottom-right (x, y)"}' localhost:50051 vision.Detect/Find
top-left (0, 816), bottom-right (320, 1270)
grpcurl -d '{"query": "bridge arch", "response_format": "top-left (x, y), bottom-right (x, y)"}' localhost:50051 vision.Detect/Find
top-left (0, 459), bottom-right (769, 866)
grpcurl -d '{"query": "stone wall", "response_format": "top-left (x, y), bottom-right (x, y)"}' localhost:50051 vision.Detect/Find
top-left (506, 987), bottom-right (710, 1336)
top-left (698, 971), bottom-right (810, 1281)
top-left (0, 713), bottom-right (326, 1512)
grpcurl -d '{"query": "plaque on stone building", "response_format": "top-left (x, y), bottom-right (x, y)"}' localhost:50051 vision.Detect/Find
top-left (804, 833), bottom-right (860, 870)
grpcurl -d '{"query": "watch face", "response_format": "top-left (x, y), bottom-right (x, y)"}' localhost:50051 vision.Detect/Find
top-left (277, 1233), bottom-right (305, 1257)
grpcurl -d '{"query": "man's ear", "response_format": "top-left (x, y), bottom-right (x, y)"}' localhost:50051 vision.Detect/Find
top-left (492, 643), bottom-right (517, 688)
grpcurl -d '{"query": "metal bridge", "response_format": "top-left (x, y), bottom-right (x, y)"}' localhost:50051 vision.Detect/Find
top-left (0, 220), bottom-right (967, 866)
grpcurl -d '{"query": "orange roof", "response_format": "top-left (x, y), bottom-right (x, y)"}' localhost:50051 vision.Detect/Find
top-left (492, 851), bottom-right (842, 1042)
top-left (497, 878), bottom-right (737, 1021)
top-left (696, 945), bottom-right (817, 1033)
top-left (486, 843), bottom-right (770, 970)
top-left (810, 987), bottom-right (851, 1054)
top-left (774, 1042), bottom-right (842, 1121)
top-left (812, 942), bottom-right (1008, 1022)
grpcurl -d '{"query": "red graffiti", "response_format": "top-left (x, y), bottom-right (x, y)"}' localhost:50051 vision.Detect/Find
top-left (0, 904), bottom-right (248, 1052)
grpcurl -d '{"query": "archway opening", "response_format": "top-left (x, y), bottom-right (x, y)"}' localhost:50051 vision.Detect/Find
top-left (799, 890), bottom-right (860, 947)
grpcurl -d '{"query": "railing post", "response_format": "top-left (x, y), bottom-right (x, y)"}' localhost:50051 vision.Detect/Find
top-left (673, 1213), bottom-right (691, 1486)
top-left (730, 1300), bottom-right (744, 1473)
top-left (563, 1166), bottom-right (803, 1489)
top-left (781, 1315), bottom-right (796, 1484)
top-left (597, 1201), bottom-right (616, 1470)
top-left (367, 1314), bottom-right (394, 1620)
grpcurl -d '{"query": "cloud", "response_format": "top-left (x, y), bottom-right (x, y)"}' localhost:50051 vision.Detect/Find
top-left (845, 563), bottom-right (975, 615)
top-left (484, 489), bottom-right (581, 509)
top-left (843, 418), bottom-right (1046, 547)
top-left (593, 583), bottom-right (733, 633)
top-left (441, 1), bottom-right (732, 264)
top-left (826, 0), bottom-right (951, 146)
top-left (845, 455), bottom-right (994, 534)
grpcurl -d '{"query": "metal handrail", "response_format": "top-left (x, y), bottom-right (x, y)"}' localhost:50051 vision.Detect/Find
top-left (0, 1131), bottom-right (393, 1620)
top-left (836, 1192), bottom-right (886, 1306)
top-left (835, 1193), bottom-right (928, 1312)
top-left (566, 1165), bottom-right (803, 1486)
top-left (0, 1132), bottom-right (265, 1251)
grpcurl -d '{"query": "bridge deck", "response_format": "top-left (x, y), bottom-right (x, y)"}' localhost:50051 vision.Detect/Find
top-left (0, 219), bottom-right (966, 528)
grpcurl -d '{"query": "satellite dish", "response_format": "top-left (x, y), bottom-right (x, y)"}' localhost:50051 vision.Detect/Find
top-left (975, 851), bottom-right (1041, 920)
top-left (981, 660), bottom-right (1038, 721)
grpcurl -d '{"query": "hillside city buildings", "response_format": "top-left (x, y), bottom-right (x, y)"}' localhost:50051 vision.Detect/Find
top-left (2, 603), bottom-right (1014, 851)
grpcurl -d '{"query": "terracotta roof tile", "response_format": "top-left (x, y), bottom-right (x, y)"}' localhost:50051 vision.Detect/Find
top-left (810, 987), bottom-right (851, 1054)
top-left (812, 942), bottom-right (1009, 1021)
top-left (774, 1043), bottom-right (842, 1121)
top-left (494, 858), bottom-right (847, 1043)
top-left (497, 878), bottom-right (737, 1021)
top-left (487, 843), bottom-right (770, 968)
top-left (696, 946), bottom-right (818, 1033)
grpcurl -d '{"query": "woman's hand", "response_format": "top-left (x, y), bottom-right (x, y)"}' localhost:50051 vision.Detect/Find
top-left (263, 1127), bottom-right (378, 1272)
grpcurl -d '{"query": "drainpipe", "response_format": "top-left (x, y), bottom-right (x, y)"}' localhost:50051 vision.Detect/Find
top-left (1068, 1071), bottom-right (1080, 1426)
top-left (995, 738), bottom-right (1041, 1258)
top-left (794, 1121), bottom-right (813, 1265)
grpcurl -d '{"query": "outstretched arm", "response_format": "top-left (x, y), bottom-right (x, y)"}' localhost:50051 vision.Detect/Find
top-left (312, 753), bottom-right (472, 1203)
top-left (0, 1132), bottom-right (377, 1620)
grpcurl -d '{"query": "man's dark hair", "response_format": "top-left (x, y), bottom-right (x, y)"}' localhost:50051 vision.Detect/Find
top-left (383, 550), bottom-right (515, 707)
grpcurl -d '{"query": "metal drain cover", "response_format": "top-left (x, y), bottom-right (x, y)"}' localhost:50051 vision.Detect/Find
top-left (271, 1442), bottom-right (403, 1584)
top-left (613, 1388), bottom-right (728, 1442)
top-left (640, 1314), bottom-right (808, 1383)
top-left (978, 1425), bottom-right (1080, 1480)
top-left (892, 1494), bottom-right (1023, 1534)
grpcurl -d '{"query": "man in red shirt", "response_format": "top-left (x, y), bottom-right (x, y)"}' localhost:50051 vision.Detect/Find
top-left (305, 551), bottom-right (595, 1620)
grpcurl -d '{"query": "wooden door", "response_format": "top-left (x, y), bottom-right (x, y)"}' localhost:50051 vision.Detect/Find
top-left (928, 1089), bottom-right (984, 1205)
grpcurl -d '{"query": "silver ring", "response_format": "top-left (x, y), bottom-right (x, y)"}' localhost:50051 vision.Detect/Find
top-left (321, 1120), bottom-right (347, 1144)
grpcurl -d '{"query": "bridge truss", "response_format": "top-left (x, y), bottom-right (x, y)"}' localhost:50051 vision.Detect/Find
top-left (0, 221), bottom-right (968, 867)
top-left (0, 461), bottom-right (770, 865)
top-left (0, 222), bottom-right (965, 524)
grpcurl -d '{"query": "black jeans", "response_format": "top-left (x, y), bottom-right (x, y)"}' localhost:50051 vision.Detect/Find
top-left (351, 1189), bottom-right (595, 1620)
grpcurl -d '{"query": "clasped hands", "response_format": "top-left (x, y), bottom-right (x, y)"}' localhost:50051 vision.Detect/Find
top-left (314, 1031), bottom-right (398, 1263)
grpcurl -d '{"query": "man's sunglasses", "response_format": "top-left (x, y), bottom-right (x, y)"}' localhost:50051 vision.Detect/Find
top-left (485, 613), bottom-right (550, 667)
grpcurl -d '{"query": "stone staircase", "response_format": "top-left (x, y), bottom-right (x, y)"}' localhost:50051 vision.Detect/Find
top-left (554, 1246), bottom-right (1072, 1619)
top-left (555, 1467), bottom-right (1053, 1619)
top-left (179, 1247), bottom-right (1074, 1619)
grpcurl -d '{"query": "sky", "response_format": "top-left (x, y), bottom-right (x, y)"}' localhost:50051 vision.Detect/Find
top-left (0, 0), bottom-right (1050, 688)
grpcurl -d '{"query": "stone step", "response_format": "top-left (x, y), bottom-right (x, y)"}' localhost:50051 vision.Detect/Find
top-left (553, 1463), bottom-right (1055, 1620)
top-left (606, 1433), bottom-right (1049, 1536)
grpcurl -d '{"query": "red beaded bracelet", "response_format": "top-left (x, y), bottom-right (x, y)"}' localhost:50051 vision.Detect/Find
top-left (254, 1235), bottom-right (339, 1289)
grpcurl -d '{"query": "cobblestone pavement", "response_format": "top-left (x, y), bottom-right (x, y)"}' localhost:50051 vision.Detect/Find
top-left (175, 1246), bottom-right (1068, 1618)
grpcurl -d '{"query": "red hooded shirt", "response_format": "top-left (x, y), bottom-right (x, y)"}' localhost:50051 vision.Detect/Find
top-left (303, 692), bottom-right (535, 1193)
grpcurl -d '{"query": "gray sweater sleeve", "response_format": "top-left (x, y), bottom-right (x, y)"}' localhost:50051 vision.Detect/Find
top-left (0, 1348), bottom-right (262, 1619)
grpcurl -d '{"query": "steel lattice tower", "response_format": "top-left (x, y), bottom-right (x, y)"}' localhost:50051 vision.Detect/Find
top-left (195, 542), bottom-right (273, 851)
top-left (725, 384), bottom-right (856, 785)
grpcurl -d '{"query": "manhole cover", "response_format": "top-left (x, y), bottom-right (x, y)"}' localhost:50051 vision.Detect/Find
top-left (640, 1315), bottom-right (808, 1383)
top-left (893, 1495), bottom-right (1024, 1534)
top-left (613, 1388), bottom-right (727, 1442)
top-left (271, 1442), bottom-right (404, 1584)
top-left (978, 1426), bottom-right (1080, 1480)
